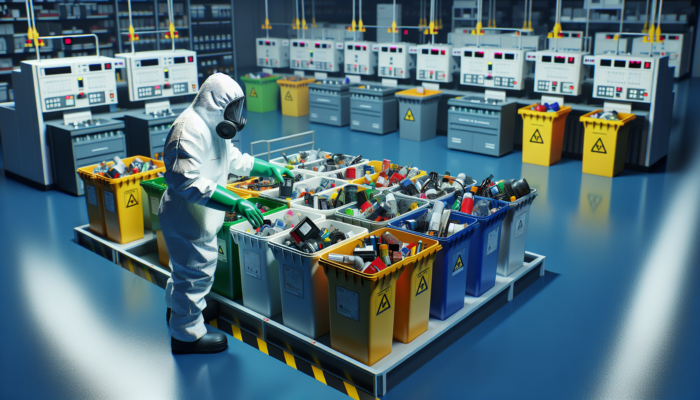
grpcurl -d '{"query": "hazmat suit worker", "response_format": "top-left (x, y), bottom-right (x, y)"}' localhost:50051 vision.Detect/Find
top-left (159, 74), bottom-right (293, 354)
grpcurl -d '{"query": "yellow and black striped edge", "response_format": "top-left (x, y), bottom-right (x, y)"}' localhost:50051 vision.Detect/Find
top-left (208, 319), bottom-right (378, 400)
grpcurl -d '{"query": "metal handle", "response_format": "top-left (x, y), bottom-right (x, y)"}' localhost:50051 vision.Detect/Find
top-left (250, 131), bottom-right (315, 161)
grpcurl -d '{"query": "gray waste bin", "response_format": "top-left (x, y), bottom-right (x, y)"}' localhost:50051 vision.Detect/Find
top-left (396, 88), bottom-right (442, 141)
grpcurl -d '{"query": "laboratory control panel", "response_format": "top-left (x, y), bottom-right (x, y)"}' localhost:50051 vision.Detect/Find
top-left (256, 37), bottom-right (290, 68)
top-left (290, 39), bottom-right (343, 72)
top-left (532, 51), bottom-right (587, 96)
top-left (376, 43), bottom-right (415, 79)
top-left (457, 48), bottom-right (527, 90)
top-left (631, 33), bottom-right (691, 78)
top-left (416, 44), bottom-right (456, 83)
top-left (586, 54), bottom-right (659, 104)
top-left (30, 56), bottom-right (119, 113)
top-left (344, 41), bottom-right (377, 75)
top-left (116, 50), bottom-right (198, 102)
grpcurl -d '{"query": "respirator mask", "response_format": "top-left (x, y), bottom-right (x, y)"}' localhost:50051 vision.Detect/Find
top-left (216, 97), bottom-right (246, 139)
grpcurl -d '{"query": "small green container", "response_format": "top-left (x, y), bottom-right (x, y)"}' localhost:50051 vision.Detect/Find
top-left (140, 177), bottom-right (168, 231)
top-left (240, 75), bottom-right (280, 113)
top-left (214, 197), bottom-right (287, 300)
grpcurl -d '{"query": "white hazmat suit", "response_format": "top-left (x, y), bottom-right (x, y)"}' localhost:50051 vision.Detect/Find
top-left (159, 74), bottom-right (254, 342)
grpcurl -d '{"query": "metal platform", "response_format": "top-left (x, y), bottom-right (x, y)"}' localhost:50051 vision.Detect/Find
top-left (74, 225), bottom-right (546, 397)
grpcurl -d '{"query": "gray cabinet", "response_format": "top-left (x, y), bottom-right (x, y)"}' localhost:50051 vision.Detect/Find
top-left (349, 85), bottom-right (399, 135)
top-left (447, 96), bottom-right (517, 157)
top-left (309, 81), bottom-right (351, 127)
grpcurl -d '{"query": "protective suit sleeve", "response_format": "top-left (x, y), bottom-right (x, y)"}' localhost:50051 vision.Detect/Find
top-left (206, 185), bottom-right (264, 227)
top-left (250, 158), bottom-right (295, 183)
top-left (228, 144), bottom-right (256, 176)
top-left (163, 128), bottom-right (218, 206)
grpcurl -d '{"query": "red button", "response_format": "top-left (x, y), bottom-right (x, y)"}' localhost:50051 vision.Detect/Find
top-left (616, 87), bottom-right (622, 92)
top-left (570, 86), bottom-right (574, 90)
top-left (110, 93), bottom-right (114, 98)
top-left (643, 93), bottom-right (648, 96)
top-left (553, 81), bottom-right (557, 85)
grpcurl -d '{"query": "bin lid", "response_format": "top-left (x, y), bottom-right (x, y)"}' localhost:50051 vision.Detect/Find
top-left (277, 77), bottom-right (315, 85)
top-left (518, 103), bottom-right (572, 118)
top-left (241, 74), bottom-right (279, 82)
top-left (448, 96), bottom-right (514, 108)
top-left (349, 85), bottom-right (400, 96)
top-left (579, 109), bottom-right (636, 126)
top-left (309, 80), bottom-right (352, 91)
top-left (396, 87), bottom-right (442, 98)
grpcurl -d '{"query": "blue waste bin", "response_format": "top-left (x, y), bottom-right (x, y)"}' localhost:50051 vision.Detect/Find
top-left (389, 205), bottom-right (479, 320)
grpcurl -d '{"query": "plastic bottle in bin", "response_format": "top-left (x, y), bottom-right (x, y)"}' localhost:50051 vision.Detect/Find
top-left (471, 199), bottom-right (491, 217)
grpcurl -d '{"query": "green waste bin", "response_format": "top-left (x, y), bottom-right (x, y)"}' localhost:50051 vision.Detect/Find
top-left (240, 74), bottom-right (280, 113)
top-left (140, 178), bottom-right (170, 267)
top-left (214, 197), bottom-right (287, 300)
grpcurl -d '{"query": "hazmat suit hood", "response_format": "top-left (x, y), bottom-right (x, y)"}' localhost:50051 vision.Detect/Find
top-left (190, 73), bottom-right (245, 132)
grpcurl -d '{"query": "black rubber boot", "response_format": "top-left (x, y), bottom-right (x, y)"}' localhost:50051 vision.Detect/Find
top-left (171, 333), bottom-right (228, 354)
top-left (167, 300), bottom-right (221, 326)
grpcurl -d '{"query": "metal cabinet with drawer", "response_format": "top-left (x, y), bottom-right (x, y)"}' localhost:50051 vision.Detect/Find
top-left (308, 80), bottom-right (352, 127)
top-left (349, 85), bottom-right (399, 135)
top-left (47, 118), bottom-right (127, 196)
top-left (447, 96), bottom-right (517, 157)
top-left (123, 109), bottom-right (182, 160)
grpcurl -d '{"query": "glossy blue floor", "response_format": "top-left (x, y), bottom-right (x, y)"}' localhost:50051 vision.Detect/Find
top-left (1, 79), bottom-right (699, 399)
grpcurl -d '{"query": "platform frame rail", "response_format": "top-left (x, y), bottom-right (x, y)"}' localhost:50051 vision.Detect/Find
top-left (250, 130), bottom-right (315, 161)
top-left (74, 225), bottom-right (546, 397)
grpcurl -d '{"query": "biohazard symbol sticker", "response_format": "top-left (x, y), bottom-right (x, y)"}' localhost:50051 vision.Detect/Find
top-left (588, 194), bottom-right (602, 212)
top-left (250, 87), bottom-right (258, 97)
top-left (219, 245), bottom-right (224, 255)
top-left (404, 108), bottom-right (415, 121)
top-left (284, 91), bottom-right (293, 101)
top-left (591, 138), bottom-right (607, 153)
top-left (454, 255), bottom-right (464, 273)
top-left (125, 189), bottom-right (139, 208)
top-left (530, 129), bottom-right (544, 144)
top-left (416, 275), bottom-right (429, 296)
top-left (217, 238), bottom-right (227, 262)
top-left (376, 287), bottom-right (391, 316)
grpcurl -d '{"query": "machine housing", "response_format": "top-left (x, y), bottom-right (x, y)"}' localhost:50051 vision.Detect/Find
top-left (115, 50), bottom-right (199, 102)
top-left (344, 41), bottom-right (377, 75)
top-left (415, 44), bottom-right (457, 83)
top-left (255, 37), bottom-right (290, 68)
top-left (290, 39), bottom-right (343, 72)
top-left (376, 42), bottom-right (415, 79)
top-left (457, 47), bottom-right (528, 90)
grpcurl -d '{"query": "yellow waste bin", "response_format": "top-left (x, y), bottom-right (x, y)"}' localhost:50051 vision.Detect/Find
top-left (85, 156), bottom-right (166, 244)
top-left (277, 77), bottom-right (315, 117)
top-left (580, 110), bottom-right (636, 177)
top-left (518, 104), bottom-right (572, 166)
top-left (319, 228), bottom-right (441, 365)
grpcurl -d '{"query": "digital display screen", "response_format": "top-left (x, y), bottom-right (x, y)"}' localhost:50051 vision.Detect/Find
top-left (494, 53), bottom-right (503, 59)
top-left (614, 60), bottom-right (626, 68)
top-left (475, 52), bottom-right (484, 58)
top-left (542, 55), bottom-right (552, 62)
top-left (554, 56), bottom-right (565, 64)
top-left (505, 53), bottom-right (515, 60)
top-left (89, 64), bottom-right (102, 72)
top-left (44, 66), bottom-right (72, 76)
top-left (174, 57), bottom-right (186, 64)
top-left (629, 61), bottom-right (642, 69)
top-left (431, 49), bottom-right (439, 55)
top-left (140, 59), bottom-right (159, 67)
top-left (381, 47), bottom-right (388, 52)
top-left (355, 45), bottom-right (361, 50)
top-left (464, 51), bottom-right (472, 57)
top-left (422, 49), bottom-right (429, 54)
top-left (347, 45), bottom-right (352, 50)
top-left (390, 47), bottom-right (396, 53)
top-left (600, 59), bottom-right (612, 67)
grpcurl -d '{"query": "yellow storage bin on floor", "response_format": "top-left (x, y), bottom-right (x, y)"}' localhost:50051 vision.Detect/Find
top-left (77, 169), bottom-right (108, 236)
top-left (80, 156), bottom-right (165, 244)
top-left (226, 178), bottom-right (278, 199)
top-left (580, 110), bottom-right (636, 177)
top-left (277, 77), bottom-right (315, 117)
top-left (518, 104), bottom-right (572, 166)
top-left (319, 228), bottom-right (441, 365)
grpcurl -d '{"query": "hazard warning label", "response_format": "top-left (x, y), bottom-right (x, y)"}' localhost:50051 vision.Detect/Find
top-left (415, 269), bottom-right (429, 296)
top-left (284, 91), bottom-right (293, 101)
top-left (530, 129), bottom-right (544, 144)
top-left (452, 249), bottom-right (465, 276)
top-left (404, 108), bottom-right (415, 121)
top-left (250, 87), bottom-right (258, 97)
top-left (514, 211), bottom-right (527, 239)
top-left (125, 189), bottom-right (139, 208)
top-left (217, 238), bottom-right (226, 262)
top-left (376, 286), bottom-right (392, 316)
top-left (591, 138), bottom-right (607, 153)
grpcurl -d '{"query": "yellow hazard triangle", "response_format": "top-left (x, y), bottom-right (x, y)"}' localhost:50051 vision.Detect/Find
top-left (404, 108), bottom-right (415, 121)
top-left (454, 255), bottom-right (464, 272)
top-left (285, 91), bottom-right (293, 101)
top-left (591, 138), bottom-right (607, 153)
top-left (126, 193), bottom-right (139, 208)
top-left (416, 275), bottom-right (428, 295)
top-left (530, 129), bottom-right (543, 143)
top-left (377, 293), bottom-right (391, 315)
top-left (250, 87), bottom-right (258, 97)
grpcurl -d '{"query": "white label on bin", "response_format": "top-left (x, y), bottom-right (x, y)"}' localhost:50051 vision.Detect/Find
top-left (336, 286), bottom-right (359, 321)
top-left (330, 116), bottom-right (338, 121)
top-left (485, 143), bottom-right (495, 149)
top-left (451, 137), bottom-right (462, 144)
top-left (104, 191), bottom-right (116, 213)
top-left (243, 250), bottom-right (262, 280)
top-left (283, 264), bottom-right (304, 298)
top-left (86, 185), bottom-right (97, 206)
top-left (452, 249), bottom-right (465, 276)
top-left (217, 238), bottom-right (227, 262)
top-left (486, 227), bottom-right (500, 255)
top-left (372, 123), bottom-right (379, 129)
top-left (311, 113), bottom-right (318, 118)
top-left (352, 120), bottom-right (359, 126)
top-left (514, 211), bottom-right (527, 239)
top-left (150, 196), bottom-right (160, 215)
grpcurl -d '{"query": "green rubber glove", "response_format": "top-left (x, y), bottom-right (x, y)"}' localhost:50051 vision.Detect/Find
top-left (251, 158), bottom-right (295, 183)
top-left (206, 185), bottom-right (264, 227)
